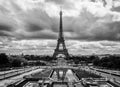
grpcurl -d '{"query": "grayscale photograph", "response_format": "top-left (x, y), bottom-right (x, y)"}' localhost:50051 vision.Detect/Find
top-left (0, 0), bottom-right (120, 87)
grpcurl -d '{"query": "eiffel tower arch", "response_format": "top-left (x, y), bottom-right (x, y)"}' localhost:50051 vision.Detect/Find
top-left (53, 10), bottom-right (69, 58)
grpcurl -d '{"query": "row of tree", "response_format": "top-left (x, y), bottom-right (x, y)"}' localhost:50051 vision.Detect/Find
top-left (93, 55), bottom-right (120, 70)
top-left (0, 53), bottom-right (28, 68)
top-left (0, 53), bottom-right (48, 68)
top-left (69, 55), bottom-right (120, 70)
top-left (68, 55), bottom-right (96, 64)
top-left (1, 53), bottom-right (120, 70)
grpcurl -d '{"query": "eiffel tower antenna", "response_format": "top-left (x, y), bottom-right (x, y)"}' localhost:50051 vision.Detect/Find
top-left (60, 6), bottom-right (62, 11)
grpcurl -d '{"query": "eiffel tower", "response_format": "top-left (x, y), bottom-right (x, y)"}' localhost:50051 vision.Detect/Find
top-left (53, 10), bottom-right (69, 58)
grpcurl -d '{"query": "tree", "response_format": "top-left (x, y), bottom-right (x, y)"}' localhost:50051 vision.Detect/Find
top-left (0, 53), bottom-right (9, 66)
top-left (93, 58), bottom-right (100, 66)
top-left (11, 58), bottom-right (22, 67)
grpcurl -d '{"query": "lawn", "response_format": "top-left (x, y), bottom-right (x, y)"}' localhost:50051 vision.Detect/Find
top-left (72, 69), bottom-right (102, 80)
top-left (31, 69), bottom-right (52, 78)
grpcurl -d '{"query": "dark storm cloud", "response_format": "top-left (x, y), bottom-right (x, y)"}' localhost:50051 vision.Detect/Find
top-left (45, 0), bottom-right (66, 4)
top-left (111, 6), bottom-right (120, 12)
top-left (23, 32), bottom-right (57, 39)
top-left (102, 0), bottom-right (107, 7)
top-left (0, 24), bottom-right (14, 37)
top-left (91, 21), bottom-right (120, 41)
top-left (62, 20), bottom-right (120, 41)
top-left (22, 9), bottom-right (53, 32)
top-left (0, 32), bottom-right (11, 36)
top-left (16, 28), bottom-right (58, 40)
top-left (91, 0), bottom-right (96, 2)
top-left (0, 24), bottom-right (13, 31)
top-left (26, 23), bottom-right (44, 32)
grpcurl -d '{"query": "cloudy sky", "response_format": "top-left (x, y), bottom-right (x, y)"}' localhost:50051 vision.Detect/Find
top-left (0, 0), bottom-right (120, 55)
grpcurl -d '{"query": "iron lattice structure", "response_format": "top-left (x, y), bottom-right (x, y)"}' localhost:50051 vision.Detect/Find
top-left (53, 10), bottom-right (69, 58)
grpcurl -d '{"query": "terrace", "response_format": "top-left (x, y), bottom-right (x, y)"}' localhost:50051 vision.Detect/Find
top-left (7, 66), bottom-right (119, 87)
